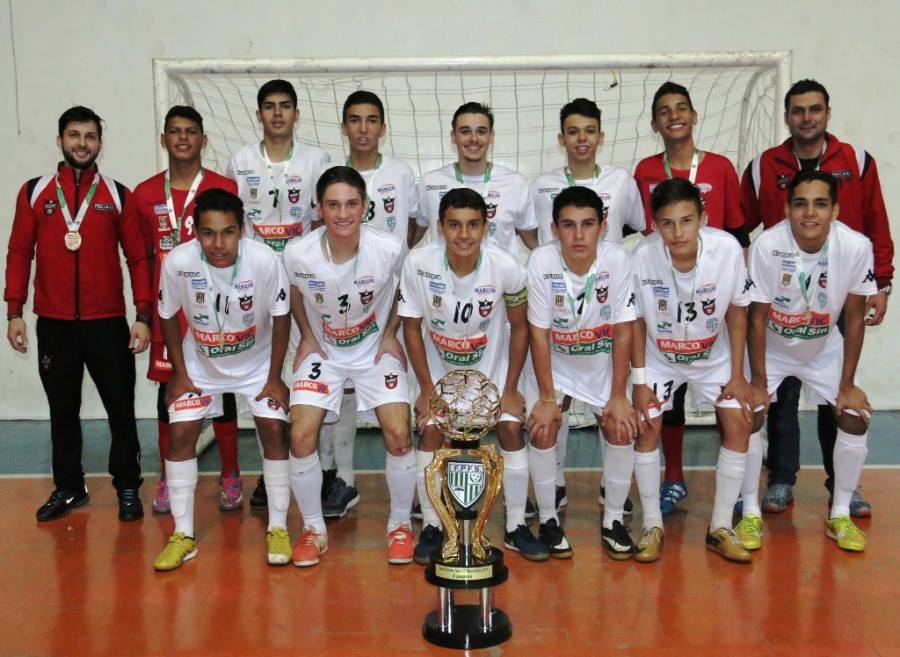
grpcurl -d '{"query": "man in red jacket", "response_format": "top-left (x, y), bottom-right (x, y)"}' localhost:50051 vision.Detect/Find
top-left (133, 106), bottom-right (244, 515)
top-left (4, 106), bottom-right (152, 522)
top-left (741, 79), bottom-right (894, 516)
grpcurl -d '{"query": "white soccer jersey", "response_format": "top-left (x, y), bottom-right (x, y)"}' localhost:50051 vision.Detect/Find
top-left (226, 141), bottom-right (331, 253)
top-left (283, 224), bottom-right (403, 363)
top-left (158, 238), bottom-right (289, 386)
top-left (748, 219), bottom-right (877, 364)
top-left (416, 163), bottom-right (537, 253)
top-left (530, 165), bottom-right (645, 245)
top-left (399, 242), bottom-right (527, 386)
top-left (527, 241), bottom-right (636, 407)
top-left (633, 227), bottom-right (749, 373)
top-left (355, 155), bottom-right (418, 248)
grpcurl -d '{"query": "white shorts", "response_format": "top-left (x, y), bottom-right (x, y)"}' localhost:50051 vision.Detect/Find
top-left (168, 379), bottom-right (288, 424)
top-left (766, 340), bottom-right (843, 407)
top-left (645, 358), bottom-right (742, 419)
top-left (290, 354), bottom-right (409, 416)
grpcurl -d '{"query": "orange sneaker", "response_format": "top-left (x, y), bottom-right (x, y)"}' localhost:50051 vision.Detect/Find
top-left (387, 524), bottom-right (415, 564)
top-left (292, 527), bottom-right (328, 567)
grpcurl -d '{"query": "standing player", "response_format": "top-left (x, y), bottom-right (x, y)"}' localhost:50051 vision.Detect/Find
top-left (399, 187), bottom-right (546, 563)
top-left (527, 186), bottom-right (639, 560)
top-left (530, 97), bottom-right (645, 511)
top-left (283, 166), bottom-right (416, 567)
top-left (741, 79), bottom-right (893, 516)
top-left (5, 106), bottom-right (151, 522)
top-left (631, 178), bottom-right (753, 563)
top-left (740, 170), bottom-right (876, 551)
top-left (412, 102), bottom-right (539, 252)
top-left (153, 188), bottom-right (291, 571)
top-left (133, 105), bottom-right (244, 514)
top-left (634, 82), bottom-right (750, 516)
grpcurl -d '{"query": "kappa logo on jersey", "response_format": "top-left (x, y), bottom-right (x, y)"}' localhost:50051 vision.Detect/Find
top-left (818, 271), bottom-right (828, 288)
top-left (767, 309), bottom-right (830, 340)
top-left (656, 335), bottom-right (718, 364)
top-left (551, 324), bottom-right (613, 355)
top-left (192, 326), bottom-right (257, 358)
top-left (743, 278), bottom-right (756, 294)
top-left (359, 290), bottom-right (374, 306)
top-left (42, 199), bottom-right (58, 215)
top-left (174, 394), bottom-right (214, 411)
top-left (293, 379), bottom-right (330, 395)
top-left (478, 298), bottom-right (493, 317)
top-left (383, 196), bottom-right (395, 213)
top-left (287, 188), bottom-right (300, 204)
top-left (322, 314), bottom-right (379, 347)
top-left (430, 331), bottom-right (489, 366)
top-left (701, 298), bottom-right (716, 315)
top-left (596, 286), bottom-right (608, 304)
top-left (384, 373), bottom-right (399, 389)
top-left (239, 295), bottom-right (253, 311)
top-left (627, 293), bottom-right (636, 307)
top-left (863, 269), bottom-right (875, 284)
top-left (276, 288), bottom-right (286, 302)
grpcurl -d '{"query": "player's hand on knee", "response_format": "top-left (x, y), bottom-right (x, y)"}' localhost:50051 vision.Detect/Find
top-left (6, 318), bottom-right (27, 353)
top-left (374, 334), bottom-right (407, 370)
top-left (257, 377), bottom-right (290, 412)
top-left (500, 389), bottom-right (526, 423)
top-left (165, 372), bottom-right (202, 407)
top-left (835, 384), bottom-right (872, 427)
top-left (414, 391), bottom-right (433, 432)
top-left (527, 399), bottom-right (560, 445)
top-left (749, 378), bottom-right (771, 415)
top-left (632, 384), bottom-right (660, 431)
top-left (294, 337), bottom-right (326, 372)
top-left (718, 376), bottom-right (753, 424)
top-left (603, 395), bottom-right (638, 444)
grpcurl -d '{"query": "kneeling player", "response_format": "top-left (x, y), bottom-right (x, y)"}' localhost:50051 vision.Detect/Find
top-left (527, 186), bottom-right (639, 559)
top-left (631, 178), bottom-right (754, 563)
top-left (742, 170), bottom-right (876, 551)
top-left (399, 188), bottom-right (546, 563)
top-left (284, 166), bottom-right (415, 567)
top-left (154, 189), bottom-right (291, 571)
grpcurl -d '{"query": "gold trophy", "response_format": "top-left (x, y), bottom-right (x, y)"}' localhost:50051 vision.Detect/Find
top-left (421, 369), bottom-right (512, 649)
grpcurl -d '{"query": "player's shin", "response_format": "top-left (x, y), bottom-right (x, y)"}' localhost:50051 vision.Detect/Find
top-left (500, 446), bottom-right (529, 532)
top-left (741, 432), bottom-right (764, 517)
top-left (290, 452), bottom-right (326, 532)
top-left (166, 458), bottom-right (198, 536)
top-left (386, 450), bottom-right (417, 530)
top-left (602, 441), bottom-right (635, 528)
top-left (634, 449), bottom-right (663, 529)
top-left (711, 447), bottom-right (747, 531)
top-left (831, 429), bottom-right (868, 519)
top-left (263, 458), bottom-right (291, 530)
top-left (528, 443), bottom-right (558, 523)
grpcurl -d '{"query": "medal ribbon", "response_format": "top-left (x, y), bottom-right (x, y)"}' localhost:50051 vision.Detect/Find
top-left (442, 250), bottom-right (483, 345)
top-left (663, 150), bottom-right (700, 184)
top-left (454, 162), bottom-right (493, 200)
top-left (346, 154), bottom-right (383, 218)
top-left (664, 235), bottom-right (703, 340)
top-left (165, 168), bottom-right (204, 245)
top-left (55, 173), bottom-right (100, 232)
top-left (790, 230), bottom-right (830, 322)
top-left (559, 245), bottom-right (600, 342)
top-left (322, 230), bottom-right (362, 328)
top-left (259, 141), bottom-right (296, 219)
top-left (563, 164), bottom-right (601, 188)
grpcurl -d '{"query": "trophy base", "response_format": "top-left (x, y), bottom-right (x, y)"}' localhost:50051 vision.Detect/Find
top-left (425, 546), bottom-right (508, 589)
top-left (423, 605), bottom-right (512, 649)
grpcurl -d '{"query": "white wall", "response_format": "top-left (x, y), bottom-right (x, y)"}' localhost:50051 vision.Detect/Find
top-left (1, 0), bottom-right (898, 418)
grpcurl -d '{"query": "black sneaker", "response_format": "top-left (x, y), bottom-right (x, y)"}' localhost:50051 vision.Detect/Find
top-left (556, 486), bottom-right (568, 511)
top-left (322, 477), bottom-right (360, 519)
top-left (414, 524), bottom-right (444, 565)
top-left (524, 498), bottom-right (537, 520)
top-left (601, 520), bottom-right (636, 560)
top-left (598, 485), bottom-right (634, 516)
top-left (117, 489), bottom-right (144, 522)
top-left (411, 501), bottom-right (423, 521)
top-left (538, 518), bottom-right (573, 559)
top-left (504, 524), bottom-right (550, 562)
top-left (321, 468), bottom-right (337, 501)
top-left (36, 487), bottom-right (89, 522)
top-left (249, 475), bottom-right (267, 509)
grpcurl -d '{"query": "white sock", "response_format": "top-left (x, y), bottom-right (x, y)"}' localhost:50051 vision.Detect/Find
top-left (415, 449), bottom-right (441, 528)
top-left (386, 450), bottom-right (417, 531)
top-left (166, 458), bottom-right (198, 537)
top-left (334, 392), bottom-right (357, 486)
top-left (500, 446), bottom-right (529, 532)
top-left (634, 449), bottom-right (663, 530)
top-left (711, 447), bottom-right (747, 531)
top-left (602, 442), bottom-right (635, 529)
top-left (319, 424), bottom-right (335, 471)
top-left (831, 429), bottom-right (868, 519)
top-left (528, 443), bottom-right (558, 524)
top-left (263, 458), bottom-right (291, 531)
top-left (741, 432), bottom-right (764, 518)
top-left (555, 412), bottom-right (570, 487)
top-left (289, 452), bottom-right (326, 533)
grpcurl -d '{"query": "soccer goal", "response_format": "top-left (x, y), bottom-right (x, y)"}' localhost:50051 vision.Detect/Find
top-left (154, 52), bottom-right (791, 429)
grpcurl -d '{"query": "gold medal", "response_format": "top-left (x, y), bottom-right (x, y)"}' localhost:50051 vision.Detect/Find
top-left (218, 330), bottom-right (225, 348)
top-left (64, 231), bottom-right (82, 251)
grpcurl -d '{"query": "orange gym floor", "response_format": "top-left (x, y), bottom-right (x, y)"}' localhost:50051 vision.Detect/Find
top-left (2, 469), bottom-right (899, 657)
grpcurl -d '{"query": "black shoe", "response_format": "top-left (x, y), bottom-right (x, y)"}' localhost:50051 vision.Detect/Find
top-left (598, 485), bottom-right (634, 516)
top-left (250, 475), bottom-right (267, 509)
top-left (321, 468), bottom-right (337, 501)
top-left (36, 487), bottom-right (89, 522)
top-left (504, 524), bottom-right (550, 562)
top-left (117, 488), bottom-right (144, 521)
top-left (538, 518), bottom-right (573, 558)
top-left (414, 524), bottom-right (444, 565)
top-left (322, 477), bottom-right (360, 519)
top-left (601, 520), bottom-right (635, 560)
top-left (524, 498), bottom-right (537, 520)
top-left (556, 486), bottom-right (568, 511)
top-left (411, 501), bottom-right (423, 521)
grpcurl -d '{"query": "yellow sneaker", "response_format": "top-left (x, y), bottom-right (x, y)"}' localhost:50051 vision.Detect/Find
top-left (634, 526), bottom-right (665, 563)
top-left (734, 515), bottom-right (764, 551)
top-left (825, 515), bottom-right (866, 552)
top-left (705, 527), bottom-right (752, 563)
top-left (266, 527), bottom-right (292, 565)
top-left (154, 532), bottom-right (198, 571)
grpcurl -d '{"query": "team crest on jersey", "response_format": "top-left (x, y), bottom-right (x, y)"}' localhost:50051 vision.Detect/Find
top-left (314, 292), bottom-right (324, 305)
top-left (250, 188), bottom-right (259, 201)
top-left (432, 294), bottom-right (442, 308)
top-left (288, 188), bottom-right (300, 204)
top-left (701, 298), bottom-right (716, 315)
top-left (384, 373), bottom-right (399, 389)
top-left (554, 294), bottom-right (565, 308)
top-left (596, 286), bottom-right (609, 304)
top-left (781, 273), bottom-right (792, 287)
top-left (600, 305), bottom-right (612, 320)
top-left (486, 203), bottom-right (498, 219)
top-left (706, 318), bottom-right (720, 333)
top-left (239, 295), bottom-right (253, 311)
top-left (43, 199), bottom-right (58, 215)
top-left (359, 290), bottom-right (374, 306)
top-left (195, 292), bottom-right (205, 304)
top-left (657, 298), bottom-right (667, 312)
top-left (818, 271), bottom-right (828, 288)
top-left (382, 196), bottom-right (395, 213)
top-left (478, 299), bottom-right (493, 317)
top-left (266, 398), bottom-right (281, 411)
top-left (290, 207), bottom-right (302, 219)
top-left (242, 312), bottom-right (254, 326)
top-left (478, 319), bottom-right (490, 333)
top-left (387, 216), bottom-right (397, 230)
top-left (157, 214), bottom-right (169, 230)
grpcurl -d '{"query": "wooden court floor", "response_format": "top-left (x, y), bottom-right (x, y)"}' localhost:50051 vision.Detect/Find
top-left (2, 469), bottom-right (899, 657)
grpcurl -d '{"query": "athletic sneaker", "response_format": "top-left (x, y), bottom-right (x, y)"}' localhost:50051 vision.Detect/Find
top-left (152, 480), bottom-right (170, 514)
top-left (322, 477), bottom-right (360, 519)
top-left (36, 486), bottom-right (89, 522)
top-left (827, 486), bottom-right (873, 519)
top-left (538, 518), bottom-right (573, 559)
top-left (414, 525), bottom-right (444, 565)
top-left (598, 485), bottom-right (634, 516)
top-left (601, 520), bottom-right (636, 561)
top-left (154, 532), bottom-right (198, 571)
top-left (219, 474), bottom-right (244, 511)
top-left (387, 525), bottom-right (415, 564)
top-left (292, 527), bottom-right (328, 567)
top-left (825, 516), bottom-right (866, 552)
top-left (266, 527), bottom-right (292, 565)
top-left (556, 486), bottom-right (568, 511)
top-left (659, 480), bottom-right (688, 516)
top-left (411, 502), bottom-right (423, 521)
top-left (734, 515), bottom-right (764, 550)
top-left (504, 525), bottom-right (550, 562)
top-left (634, 527), bottom-right (665, 563)
top-left (321, 468), bottom-right (337, 501)
top-left (705, 527), bottom-right (752, 563)
top-left (117, 488), bottom-right (144, 521)
top-left (762, 483), bottom-right (793, 513)
top-left (249, 475), bottom-right (267, 509)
